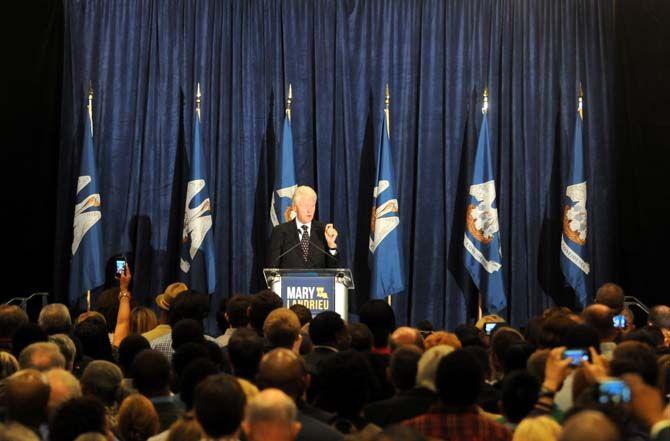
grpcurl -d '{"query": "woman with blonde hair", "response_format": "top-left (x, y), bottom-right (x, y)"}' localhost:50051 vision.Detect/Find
top-left (512, 416), bottom-right (561, 441)
top-left (130, 307), bottom-right (158, 335)
top-left (116, 394), bottom-right (159, 441)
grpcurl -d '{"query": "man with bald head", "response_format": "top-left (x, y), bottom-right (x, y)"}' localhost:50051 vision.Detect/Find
top-left (243, 389), bottom-right (302, 441)
top-left (559, 410), bottom-right (620, 441)
top-left (595, 283), bottom-right (625, 314)
top-left (256, 348), bottom-right (343, 441)
top-left (19, 342), bottom-right (66, 371)
top-left (582, 304), bottom-right (618, 357)
top-left (389, 327), bottom-right (424, 352)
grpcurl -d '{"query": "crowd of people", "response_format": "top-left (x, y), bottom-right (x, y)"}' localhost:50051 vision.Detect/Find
top-left (1, 276), bottom-right (670, 441)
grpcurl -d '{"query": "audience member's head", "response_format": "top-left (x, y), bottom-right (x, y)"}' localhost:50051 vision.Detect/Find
top-left (49, 396), bottom-right (108, 441)
top-left (502, 343), bottom-right (536, 375)
top-left (558, 410), bottom-right (619, 441)
top-left (389, 346), bottom-right (422, 392)
top-left (423, 331), bottom-right (461, 350)
top-left (94, 288), bottom-right (122, 333)
top-left (172, 342), bottom-right (209, 387)
top-left (132, 349), bottom-right (171, 398)
top-left (308, 311), bottom-right (347, 349)
top-left (49, 333), bottom-right (77, 371)
top-left (512, 416), bottom-right (561, 441)
top-left (81, 360), bottom-right (125, 407)
top-left (172, 319), bottom-right (205, 350)
top-left (179, 358), bottom-right (219, 410)
top-left (154, 282), bottom-right (188, 314)
top-left (73, 317), bottom-right (114, 361)
top-left (526, 349), bottom-right (550, 383)
top-left (264, 308), bottom-right (301, 350)
top-left (38, 303), bottom-right (72, 335)
top-left (581, 304), bottom-right (617, 342)
top-left (539, 314), bottom-right (579, 348)
top-left (0, 422), bottom-right (40, 441)
top-left (658, 354), bottom-right (670, 401)
top-left (228, 328), bottom-right (264, 382)
top-left (130, 307), bottom-right (158, 335)
top-left (416, 345), bottom-right (455, 391)
top-left (5, 369), bottom-right (50, 429)
top-left (249, 290), bottom-right (283, 335)
top-left (609, 340), bottom-right (658, 386)
top-left (11, 323), bottom-right (48, 358)
top-left (45, 368), bottom-right (82, 416)
top-left (463, 345), bottom-right (492, 381)
top-left (594, 283), bottom-right (625, 314)
top-left (490, 327), bottom-right (525, 374)
top-left (168, 290), bottom-right (210, 328)
top-left (349, 323), bottom-right (373, 351)
top-left (453, 324), bottom-right (484, 347)
top-left (256, 348), bottom-right (307, 401)
top-left (359, 300), bottom-right (396, 349)
top-left (0, 305), bottom-right (29, 342)
top-left (317, 350), bottom-right (376, 419)
top-left (225, 294), bottom-right (252, 329)
top-left (389, 327), bottom-right (425, 352)
top-left (0, 351), bottom-right (19, 380)
top-left (117, 394), bottom-right (159, 441)
top-left (523, 317), bottom-right (545, 347)
top-left (118, 334), bottom-right (151, 377)
top-left (649, 305), bottom-right (670, 346)
top-left (564, 324), bottom-right (600, 352)
top-left (501, 370), bottom-right (540, 423)
top-left (622, 326), bottom-right (664, 349)
top-left (164, 414), bottom-right (203, 441)
top-left (19, 341), bottom-right (66, 371)
top-left (195, 374), bottom-right (246, 439)
top-left (435, 349), bottom-right (482, 407)
top-left (242, 389), bottom-right (300, 441)
top-left (289, 304), bottom-right (312, 327)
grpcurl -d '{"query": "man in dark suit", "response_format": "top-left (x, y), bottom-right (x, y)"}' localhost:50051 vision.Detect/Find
top-left (269, 186), bottom-right (339, 268)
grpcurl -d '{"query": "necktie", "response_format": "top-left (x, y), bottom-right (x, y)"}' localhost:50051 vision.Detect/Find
top-left (300, 225), bottom-right (310, 261)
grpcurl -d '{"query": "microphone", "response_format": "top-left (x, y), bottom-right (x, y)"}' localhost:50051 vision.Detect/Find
top-left (271, 241), bottom-right (303, 266)
top-left (308, 238), bottom-right (338, 262)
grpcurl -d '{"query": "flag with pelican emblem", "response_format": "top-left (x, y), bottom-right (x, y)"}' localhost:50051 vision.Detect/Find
top-left (560, 92), bottom-right (590, 306)
top-left (270, 90), bottom-right (297, 227)
top-left (179, 84), bottom-right (216, 294)
top-left (69, 92), bottom-right (104, 305)
top-left (463, 96), bottom-right (507, 313)
top-left (369, 104), bottom-right (405, 298)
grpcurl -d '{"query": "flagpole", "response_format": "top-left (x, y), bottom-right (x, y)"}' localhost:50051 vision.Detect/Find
top-left (385, 84), bottom-right (392, 307)
top-left (476, 87), bottom-right (489, 320)
top-left (196, 82), bottom-right (202, 120)
top-left (578, 82), bottom-right (583, 120)
top-left (87, 81), bottom-right (94, 136)
top-left (286, 83), bottom-right (292, 122)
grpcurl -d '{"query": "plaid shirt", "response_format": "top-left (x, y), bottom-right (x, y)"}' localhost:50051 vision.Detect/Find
top-left (150, 332), bottom-right (218, 362)
top-left (404, 404), bottom-right (512, 441)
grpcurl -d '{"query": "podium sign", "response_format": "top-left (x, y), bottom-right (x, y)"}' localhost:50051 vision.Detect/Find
top-left (281, 275), bottom-right (335, 316)
top-left (264, 268), bottom-right (354, 321)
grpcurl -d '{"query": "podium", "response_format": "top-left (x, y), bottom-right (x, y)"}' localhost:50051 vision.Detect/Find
top-left (263, 268), bottom-right (354, 320)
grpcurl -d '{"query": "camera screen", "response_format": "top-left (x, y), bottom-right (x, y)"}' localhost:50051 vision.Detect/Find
top-left (599, 380), bottom-right (631, 404)
top-left (115, 259), bottom-right (126, 276)
top-left (564, 349), bottom-right (589, 366)
top-left (484, 322), bottom-right (497, 335)
top-left (613, 315), bottom-right (627, 328)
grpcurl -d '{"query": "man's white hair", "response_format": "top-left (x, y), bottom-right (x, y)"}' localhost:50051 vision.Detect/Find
top-left (416, 345), bottom-right (455, 391)
top-left (38, 303), bottom-right (72, 333)
top-left (245, 388), bottom-right (297, 425)
top-left (19, 342), bottom-right (66, 371)
top-left (291, 186), bottom-right (317, 205)
top-left (46, 368), bottom-right (82, 414)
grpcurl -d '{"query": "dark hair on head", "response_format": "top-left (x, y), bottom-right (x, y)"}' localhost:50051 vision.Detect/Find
top-left (172, 343), bottom-right (210, 389)
top-left (172, 319), bottom-right (205, 350)
top-left (649, 306), bottom-right (670, 330)
top-left (49, 396), bottom-right (107, 441)
top-left (317, 350), bottom-right (377, 417)
top-left (610, 341), bottom-right (659, 386)
top-left (435, 349), bottom-right (482, 406)
top-left (349, 323), bottom-right (373, 351)
top-left (0, 305), bottom-right (29, 339)
top-left (390, 347), bottom-right (421, 391)
top-left (227, 328), bottom-right (264, 382)
top-left (564, 324), bottom-right (600, 352)
top-left (180, 358), bottom-right (219, 410)
top-left (454, 324), bottom-right (484, 348)
top-left (502, 343), bottom-right (536, 375)
top-left (73, 318), bottom-right (114, 361)
top-left (11, 323), bottom-right (48, 358)
top-left (132, 350), bottom-right (171, 397)
top-left (195, 374), bottom-right (246, 438)
top-left (539, 314), bottom-right (578, 348)
top-left (523, 316), bottom-right (544, 347)
top-left (359, 300), bottom-right (396, 348)
top-left (501, 370), bottom-right (540, 423)
top-left (118, 334), bottom-right (151, 377)
top-left (168, 290), bottom-right (210, 327)
top-left (290, 304), bottom-right (313, 327)
top-left (309, 311), bottom-right (345, 346)
top-left (249, 290), bottom-right (283, 333)
top-left (216, 298), bottom-right (229, 333)
top-left (202, 340), bottom-right (231, 373)
top-left (622, 326), bottom-right (664, 348)
top-left (490, 328), bottom-right (524, 367)
top-left (463, 345), bottom-right (491, 380)
top-left (94, 288), bottom-right (122, 333)
top-left (224, 295), bottom-right (251, 328)
top-left (595, 283), bottom-right (625, 313)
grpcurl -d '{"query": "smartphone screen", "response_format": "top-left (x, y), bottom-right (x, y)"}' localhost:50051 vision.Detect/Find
top-left (598, 379), bottom-right (631, 404)
top-left (115, 259), bottom-right (127, 277)
top-left (613, 314), bottom-right (627, 329)
top-left (484, 322), bottom-right (497, 335)
top-left (564, 348), bottom-right (590, 366)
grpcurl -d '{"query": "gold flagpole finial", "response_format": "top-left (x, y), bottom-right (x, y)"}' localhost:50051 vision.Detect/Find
top-left (384, 83), bottom-right (390, 137)
top-left (286, 83), bottom-right (292, 122)
top-left (482, 87), bottom-right (489, 115)
top-left (578, 82), bottom-right (584, 120)
top-left (87, 81), bottom-right (94, 135)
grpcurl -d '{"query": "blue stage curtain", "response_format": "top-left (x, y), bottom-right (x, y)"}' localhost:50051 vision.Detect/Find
top-left (56, 0), bottom-right (617, 329)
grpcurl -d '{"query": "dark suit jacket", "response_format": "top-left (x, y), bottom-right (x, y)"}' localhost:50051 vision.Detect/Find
top-left (297, 410), bottom-right (344, 441)
top-left (268, 220), bottom-right (339, 269)
top-left (363, 386), bottom-right (437, 427)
